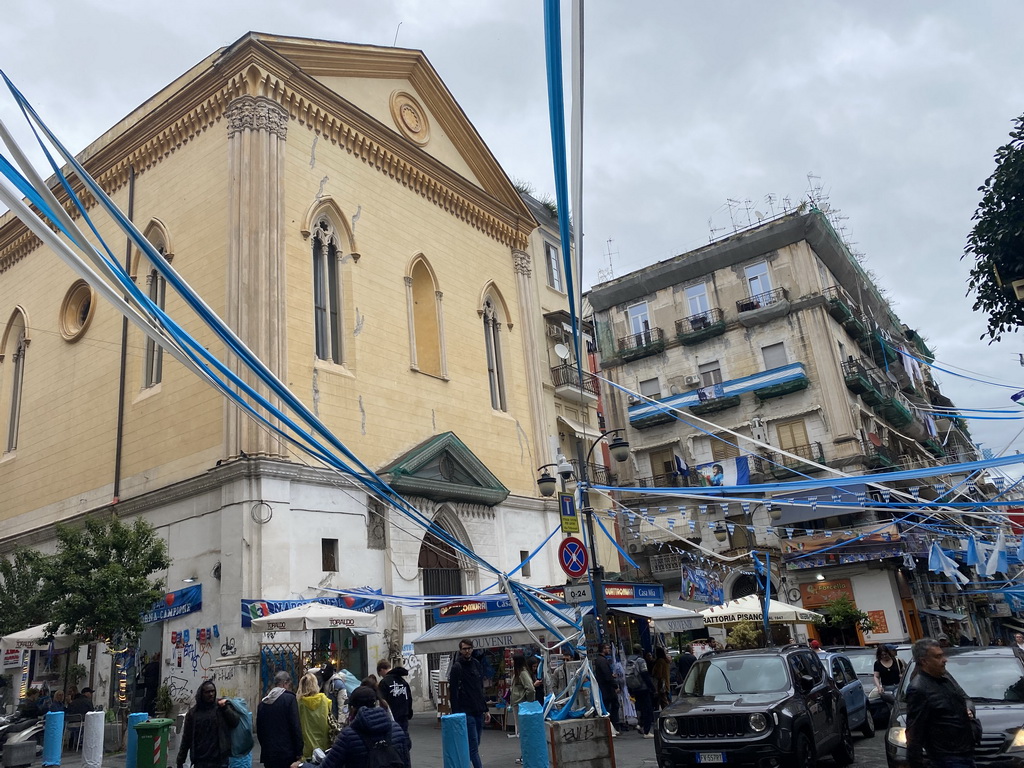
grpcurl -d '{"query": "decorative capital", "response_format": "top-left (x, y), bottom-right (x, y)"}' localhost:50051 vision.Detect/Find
top-left (404, 276), bottom-right (414, 287)
top-left (226, 96), bottom-right (289, 139)
top-left (512, 249), bottom-right (532, 276)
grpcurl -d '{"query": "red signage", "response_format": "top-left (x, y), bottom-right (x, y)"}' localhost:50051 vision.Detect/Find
top-left (558, 537), bottom-right (589, 579)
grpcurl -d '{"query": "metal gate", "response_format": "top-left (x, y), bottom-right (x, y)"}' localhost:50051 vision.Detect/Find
top-left (259, 642), bottom-right (302, 696)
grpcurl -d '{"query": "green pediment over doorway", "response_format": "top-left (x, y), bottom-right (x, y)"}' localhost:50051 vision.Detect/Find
top-left (378, 432), bottom-right (510, 507)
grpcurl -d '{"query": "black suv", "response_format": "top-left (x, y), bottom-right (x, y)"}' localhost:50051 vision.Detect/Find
top-left (655, 645), bottom-right (854, 768)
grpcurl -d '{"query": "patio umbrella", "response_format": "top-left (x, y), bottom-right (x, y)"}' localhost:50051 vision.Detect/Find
top-left (0, 623), bottom-right (75, 651)
top-left (700, 594), bottom-right (824, 626)
top-left (249, 601), bottom-right (378, 632)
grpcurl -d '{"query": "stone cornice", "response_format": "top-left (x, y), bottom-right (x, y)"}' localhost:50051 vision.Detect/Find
top-left (0, 35), bottom-right (536, 273)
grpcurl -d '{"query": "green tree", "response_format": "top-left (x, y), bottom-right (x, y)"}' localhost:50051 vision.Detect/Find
top-left (726, 620), bottom-right (764, 650)
top-left (964, 113), bottom-right (1024, 341)
top-left (821, 595), bottom-right (875, 645)
top-left (41, 516), bottom-right (170, 647)
top-left (0, 549), bottom-right (49, 636)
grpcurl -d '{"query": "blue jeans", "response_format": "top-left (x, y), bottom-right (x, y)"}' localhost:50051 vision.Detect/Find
top-left (930, 756), bottom-right (977, 768)
top-left (465, 712), bottom-right (484, 768)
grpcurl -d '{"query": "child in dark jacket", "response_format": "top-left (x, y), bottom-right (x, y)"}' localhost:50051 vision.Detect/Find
top-left (320, 686), bottom-right (410, 768)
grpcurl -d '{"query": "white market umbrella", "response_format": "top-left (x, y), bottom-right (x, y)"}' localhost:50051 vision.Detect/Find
top-left (700, 594), bottom-right (824, 626)
top-left (249, 601), bottom-right (378, 632)
top-left (0, 623), bottom-right (75, 651)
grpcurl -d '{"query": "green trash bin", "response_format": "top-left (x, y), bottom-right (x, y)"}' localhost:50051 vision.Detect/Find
top-left (134, 718), bottom-right (175, 768)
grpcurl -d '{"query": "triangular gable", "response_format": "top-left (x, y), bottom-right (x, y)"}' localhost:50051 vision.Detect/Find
top-left (253, 34), bottom-right (533, 221)
top-left (379, 432), bottom-right (509, 507)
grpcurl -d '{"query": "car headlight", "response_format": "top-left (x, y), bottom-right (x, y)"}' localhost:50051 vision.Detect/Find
top-left (1008, 728), bottom-right (1024, 752)
top-left (887, 727), bottom-right (907, 747)
top-left (662, 717), bottom-right (678, 736)
top-left (749, 713), bottom-right (768, 733)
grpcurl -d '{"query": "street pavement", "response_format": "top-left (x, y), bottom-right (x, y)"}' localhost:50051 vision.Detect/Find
top-left (46, 715), bottom-right (890, 768)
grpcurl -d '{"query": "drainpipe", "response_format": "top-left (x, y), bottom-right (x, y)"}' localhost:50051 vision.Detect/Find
top-left (112, 166), bottom-right (135, 502)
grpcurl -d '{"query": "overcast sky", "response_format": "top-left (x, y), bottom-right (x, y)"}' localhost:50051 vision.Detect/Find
top-left (4, 0), bottom-right (1024, 458)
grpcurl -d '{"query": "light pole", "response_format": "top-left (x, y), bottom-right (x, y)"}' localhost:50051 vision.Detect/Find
top-left (538, 429), bottom-right (630, 644)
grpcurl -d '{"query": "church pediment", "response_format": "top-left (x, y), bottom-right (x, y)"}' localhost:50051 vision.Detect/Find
top-left (379, 432), bottom-right (509, 507)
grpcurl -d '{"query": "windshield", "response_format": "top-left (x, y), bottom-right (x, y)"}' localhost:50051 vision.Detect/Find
top-left (900, 655), bottom-right (1024, 703)
top-left (845, 653), bottom-right (877, 676)
top-left (684, 656), bottom-right (790, 695)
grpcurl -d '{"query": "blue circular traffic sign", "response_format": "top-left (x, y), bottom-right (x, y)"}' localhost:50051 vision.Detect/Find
top-left (558, 537), bottom-right (589, 578)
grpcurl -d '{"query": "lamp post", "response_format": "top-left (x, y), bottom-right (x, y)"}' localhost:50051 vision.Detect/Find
top-left (538, 429), bottom-right (630, 644)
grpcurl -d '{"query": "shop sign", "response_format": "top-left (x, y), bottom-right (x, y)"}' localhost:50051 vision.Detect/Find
top-left (142, 584), bottom-right (203, 624)
top-left (866, 610), bottom-right (889, 634)
top-left (990, 602), bottom-right (1011, 617)
top-left (241, 588), bottom-right (384, 627)
top-left (2, 649), bottom-right (22, 669)
top-left (559, 492), bottom-right (580, 534)
top-left (800, 578), bottom-right (854, 608)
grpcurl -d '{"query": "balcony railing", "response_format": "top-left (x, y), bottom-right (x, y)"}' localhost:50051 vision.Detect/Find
top-left (752, 442), bottom-right (824, 476)
top-left (823, 285), bottom-right (859, 324)
top-left (842, 357), bottom-right (886, 406)
top-left (617, 327), bottom-right (665, 361)
top-left (675, 308), bottom-right (726, 345)
top-left (631, 472), bottom-right (694, 488)
top-left (736, 287), bottom-right (788, 314)
top-left (568, 459), bottom-right (614, 486)
top-left (550, 363), bottom-right (600, 396)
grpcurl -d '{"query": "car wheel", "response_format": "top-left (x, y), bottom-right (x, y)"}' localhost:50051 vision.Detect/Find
top-left (831, 716), bottom-right (855, 766)
top-left (794, 730), bottom-right (815, 768)
top-left (860, 709), bottom-right (876, 738)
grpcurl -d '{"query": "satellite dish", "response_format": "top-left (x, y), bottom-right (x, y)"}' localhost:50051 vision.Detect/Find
top-left (554, 343), bottom-right (570, 361)
top-left (886, 371), bottom-right (899, 384)
top-left (868, 432), bottom-right (882, 447)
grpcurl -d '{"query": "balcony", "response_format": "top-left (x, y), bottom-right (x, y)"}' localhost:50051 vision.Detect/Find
top-left (858, 334), bottom-right (898, 366)
top-left (866, 442), bottom-right (898, 470)
top-left (922, 438), bottom-right (946, 458)
top-left (633, 472), bottom-right (694, 488)
top-left (842, 314), bottom-right (869, 340)
top-left (875, 393), bottom-right (915, 429)
top-left (618, 327), bottom-right (665, 361)
top-left (675, 308), bottom-right (726, 346)
top-left (568, 459), bottom-right (614, 486)
top-left (736, 288), bottom-right (790, 327)
top-left (752, 442), bottom-right (825, 479)
top-left (550, 363), bottom-right (599, 405)
top-left (842, 358), bottom-right (885, 406)
top-left (631, 406), bottom-right (676, 430)
top-left (689, 384), bottom-right (742, 416)
top-left (823, 286), bottom-right (857, 324)
top-left (753, 364), bottom-right (809, 400)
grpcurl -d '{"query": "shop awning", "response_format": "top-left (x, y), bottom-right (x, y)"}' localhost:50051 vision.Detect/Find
top-left (610, 605), bottom-right (705, 633)
top-left (557, 416), bottom-right (601, 441)
top-left (999, 619), bottom-right (1024, 635)
top-left (0, 623), bottom-right (75, 652)
top-left (411, 610), bottom-right (588, 655)
top-left (918, 608), bottom-right (967, 622)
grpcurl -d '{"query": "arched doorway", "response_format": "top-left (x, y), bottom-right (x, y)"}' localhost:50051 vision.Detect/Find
top-left (419, 523), bottom-right (465, 687)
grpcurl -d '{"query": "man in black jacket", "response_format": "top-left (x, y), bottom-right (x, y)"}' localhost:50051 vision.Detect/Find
top-left (176, 681), bottom-right (241, 768)
top-left (675, 645), bottom-right (697, 688)
top-left (593, 644), bottom-right (620, 735)
top-left (255, 671), bottom-right (303, 768)
top-left (906, 638), bottom-right (977, 768)
top-left (378, 661), bottom-right (414, 739)
top-left (449, 639), bottom-right (489, 768)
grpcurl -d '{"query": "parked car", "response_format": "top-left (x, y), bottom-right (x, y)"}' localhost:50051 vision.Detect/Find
top-left (655, 644), bottom-right (854, 767)
top-left (830, 645), bottom-right (902, 727)
top-left (818, 650), bottom-right (874, 737)
top-left (885, 646), bottom-right (1024, 767)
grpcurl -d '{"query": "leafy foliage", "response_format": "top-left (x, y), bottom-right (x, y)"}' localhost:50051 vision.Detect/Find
top-left (0, 549), bottom-right (49, 636)
top-left (964, 114), bottom-right (1024, 341)
top-left (725, 620), bottom-right (764, 650)
top-left (821, 595), bottom-right (876, 645)
top-left (40, 516), bottom-right (170, 647)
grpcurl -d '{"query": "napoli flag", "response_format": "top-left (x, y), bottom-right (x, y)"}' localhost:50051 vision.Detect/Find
top-left (694, 457), bottom-right (750, 487)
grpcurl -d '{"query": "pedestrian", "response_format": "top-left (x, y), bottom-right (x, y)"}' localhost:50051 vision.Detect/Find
top-left (592, 643), bottom-right (620, 736)
top-left (66, 687), bottom-right (94, 717)
top-left (652, 647), bottom-right (671, 709)
top-left (48, 691), bottom-right (66, 713)
top-left (626, 644), bottom-right (656, 739)
top-left (905, 638), bottom-right (978, 768)
top-left (297, 672), bottom-right (332, 759)
top-left (510, 654), bottom-right (537, 735)
top-left (378, 662), bottom-right (414, 739)
top-left (175, 680), bottom-right (241, 768)
top-left (319, 685), bottom-right (410, 768)
top-left (675, 645), bottom-right (697, 688)
top-left (255, 672), bottom-right (303, 768)
top-left (937, 633), bottom-right (952, 648)
top-left (873, 645), bottom-right (902, 699)
top-left (448, 638), bottom-right (490, 768)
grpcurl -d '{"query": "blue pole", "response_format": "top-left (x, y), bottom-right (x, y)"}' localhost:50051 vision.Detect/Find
top-left (41, 710), bottom-right (64, 766)
top-left (763, 551), bottom-right (772, 646)
top-left (126, 712), bottom-right (149, 768)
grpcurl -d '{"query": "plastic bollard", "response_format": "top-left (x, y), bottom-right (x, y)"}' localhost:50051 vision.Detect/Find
top-left (82, 712), bottom-right (105, 768)
top-left (42, 710), bottom-right (64, 767)
top-left (133, 719), bottom-right (175, 768)
top-left (517, 701), bottom-right (549, 768)
top-left (440, 713), bottom-right (471, 768)
top-left (125, 714), bottom-right (149, 768)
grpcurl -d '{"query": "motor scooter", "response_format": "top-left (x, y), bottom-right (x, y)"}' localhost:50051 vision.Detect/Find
top-left (0, 713), bottom-right (44, 756)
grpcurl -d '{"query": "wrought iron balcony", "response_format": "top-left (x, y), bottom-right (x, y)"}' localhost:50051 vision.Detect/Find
top-left (567, 459), bottom-right (614, 486)
top-left (736, 287), bottom-right (788, 314)
top-left (823, 286), bottom-right (858, 324)
top-left (618, 327), bottom-right (665, 361)
top-left (842, 357), bottom-right (886, 406)
top-left (752, 442), bottom-right (824, 478)
top-left (675, 308), bottom-right (726, 346)
top-left (633, 472), bottom-right (692, 488)
top-left (550, 363), bottom-right (599, 404)
top-left (688, 383), bottom-right (742, 416)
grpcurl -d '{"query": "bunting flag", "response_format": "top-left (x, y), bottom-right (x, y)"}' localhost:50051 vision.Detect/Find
top-left (1017, 534), bottom-right (1024, 563)
top-left (785, 528), bottom-right (794, 539)
top-left (928, 542), bottom-right (969, 588)
top-left (933, 484), bottom-right (945, 496)
top-left (902, 552), bottom-right (916, 569)
top-left (699, 504), bottom-right (708, 515)
top-left (995, 477), bottom-right (1007, 492)
top-left (659, 507), bottom-right (668, 514)
top-left (688, 520), bottom-right (696, 531)
top-left (727, 523), bottom-right (736, 534)
top-left (980, 532), bottom-right (1009, 577)
top-left (608, 510), bottom-right (616, 518)
top-left (831, 494), bottom-right (841, 503)
top-left (765, 501), bottom-right (774, 514)
top-left (810, 496), bottom-right (818, 512)
top-left (968, 482), bottom-right (977, 494)
top-left (741, 502), bottom-right (751, 515)
top-left (856, 492), bottom-right (867, 504)
top-left (965, 537), bottom-right (980, 566)
top-left (667, 518), bottom-right (676, 531)
top-left (805, 529), bottom-right (814, 536)
top-left (721, 503), bottom-right (730, 515)
top-left (882, 489), bottom-right (892, 503)
top-left (910, 486), bottom-right (920, 500)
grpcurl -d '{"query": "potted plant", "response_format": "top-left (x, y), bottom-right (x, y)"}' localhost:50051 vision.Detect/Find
top-left (154, 684), bottom-right (174, 718)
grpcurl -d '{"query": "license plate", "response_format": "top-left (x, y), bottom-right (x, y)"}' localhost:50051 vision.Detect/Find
top-left (696, 754), bottom-right (725, 764)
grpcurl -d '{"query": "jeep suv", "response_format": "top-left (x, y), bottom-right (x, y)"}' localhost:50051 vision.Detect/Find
top-left (655, 645), bottom-right (853, 767)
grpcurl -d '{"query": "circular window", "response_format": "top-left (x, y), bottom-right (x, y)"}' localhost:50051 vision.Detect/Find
top-left (389, 90), bottom-right (430, 146)
top-left (59, 280), bottom-right (96, 342)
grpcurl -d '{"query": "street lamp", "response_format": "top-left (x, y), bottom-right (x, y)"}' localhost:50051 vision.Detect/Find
top-left (537, 429), bottom-right (630, 643)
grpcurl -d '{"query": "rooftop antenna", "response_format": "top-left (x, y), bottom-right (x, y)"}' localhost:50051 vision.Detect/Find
top-left (765, 193), bottom-right (777, 217)
top-left (743, 198), bottom-right (754, 227)
top-left (393, 22), bottom-right (403, 47)
top-left (597, 238), bottom-right (618, 283)
top-left (725, 198), bottom-right (741, 231)
top-left (708, 217), bottom-right (726, 243)
top-left (780, 196), bottom-right (792, 213)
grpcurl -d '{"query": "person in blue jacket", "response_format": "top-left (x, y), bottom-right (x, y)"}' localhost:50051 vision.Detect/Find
top-left (320, 686), bottom-right (410, 768)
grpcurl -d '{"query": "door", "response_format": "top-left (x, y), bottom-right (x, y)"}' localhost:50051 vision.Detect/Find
top-left (830, 655), bottom-right (865, 729)
top-left (793, 651), bottom-right (837, 754)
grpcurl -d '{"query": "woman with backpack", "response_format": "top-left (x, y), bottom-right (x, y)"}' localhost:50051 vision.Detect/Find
top-left (319, 685), bottom-right (410, 768)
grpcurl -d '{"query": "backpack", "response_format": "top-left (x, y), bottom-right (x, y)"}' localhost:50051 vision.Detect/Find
top-left (625, 656), bottom-right (647, 692)
top-left (361, 732), bottom-right (404, 768)
top-left (226, 697), bottom-right (254, 757)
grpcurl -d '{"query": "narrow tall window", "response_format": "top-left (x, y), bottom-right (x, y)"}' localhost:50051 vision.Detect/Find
top-left (698, 360), bottom-right (723, 387)
top-left (761, 342), bottom-right (787, 369)
top-left (626, 302), bottom-right (650, 341)
top-left (483, 296), bottom-right (507, 411)
top-left (744, 261), bottom-right (772, 296)
top-left (312, 219), bottom-right (343, 364)
top-left (408, 258), bottom-right (445, 377)
top-left (519, 550), bottom-right (532, 579)
top-left (321, 538), bottom-right (339, 572)
top-left (3, 315), bottom-right (27, 453)
top-left (685, 283), bottom-right (709, 316)
top-left (144, 262), bottom-right (166, 388)
top-left (545, 243), bottom-right (563, 292)
top-left (776, 418), bottom-right (809, 451)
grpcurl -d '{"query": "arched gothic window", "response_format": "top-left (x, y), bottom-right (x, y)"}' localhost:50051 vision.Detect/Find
top-left (137, 221), bottom-right (172, 389)
top-left (312, 218), bottom-right (344, 364)
top-left (405, 257), bottom-right (446, 378)
top-left (482, 295), bottom-right (507, 411)
top-left (1, 308), bottom-right (28, 453)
